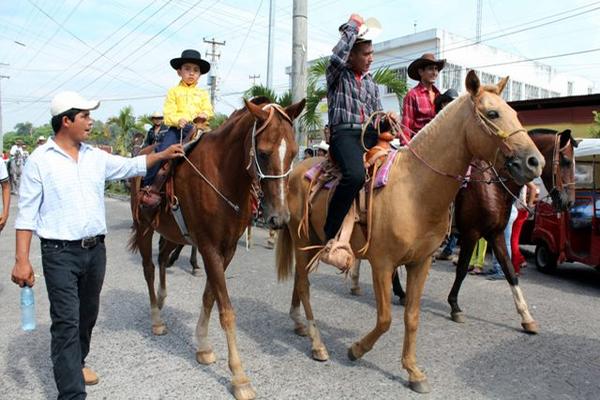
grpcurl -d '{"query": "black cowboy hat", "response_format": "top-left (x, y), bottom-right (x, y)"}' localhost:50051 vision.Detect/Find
top-left (434, 88), bottom-right (459, 112)
top-left (407, 53), bottom-right (446, 81)
top-left (170, 49), bottom-right (211, 74)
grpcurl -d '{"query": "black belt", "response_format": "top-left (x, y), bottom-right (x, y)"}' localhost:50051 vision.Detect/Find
top-left (331, 123), bottom-right (375, 133)
top-left (41, 235), bottom-right (105, 249)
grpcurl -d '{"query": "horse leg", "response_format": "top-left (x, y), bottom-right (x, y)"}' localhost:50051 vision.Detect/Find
top-left (447, 237), bottom-right (477, 323)
top-left (349, 259), bottom-right (362, 296)
top-left (139, 229), bottom-right (167, 335)
top-left (296, 250), bottom-right (329, 361)
top-left (203, 250), bottom-right (256, 400)
top-left (195, 283), bottom-right (217, 365)
top-left (392, 267), bottom-right (406, 306)
top-left (489, 234), bottom-right (538, 334)
top-left (348, 262), bottom-right (393, 361)
top-left (166, 241), bottom-right (184, 268)
top-left (190, 247), bottom-right (202, 276)
top-left (157, 238), bottom-right (179, 310)
top-left (290, 271), bottom-right (307, 337)
top-left (402, 260), bottom-right (432, 394)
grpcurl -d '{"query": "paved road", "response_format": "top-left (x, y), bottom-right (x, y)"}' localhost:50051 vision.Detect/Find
top-left (1, 196), bottom-right (599, 399)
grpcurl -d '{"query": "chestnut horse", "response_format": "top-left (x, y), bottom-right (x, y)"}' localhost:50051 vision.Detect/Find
top-left (129, 98), bottom-right (305, 400)
top-left (352, 129), bottom-right (578, 332)
top-left (275, 71), bottom-right (544, 394)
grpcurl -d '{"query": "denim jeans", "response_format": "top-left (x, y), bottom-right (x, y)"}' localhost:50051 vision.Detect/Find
top-left (41, 239), bottom-right (106, 400)
top-left (491, 204), bottom-right (518, 275)
top-left (142, 125), bottom-right (193, 186)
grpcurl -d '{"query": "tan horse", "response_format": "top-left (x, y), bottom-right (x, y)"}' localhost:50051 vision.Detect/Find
top-left (129, 97), bottom-right (305, 400)
top-left (276, 71), bottom-right (544, 393)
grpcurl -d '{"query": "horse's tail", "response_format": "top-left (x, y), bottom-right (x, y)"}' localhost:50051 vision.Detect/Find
top-left (276, 224), bottom-right (294, 282)
top-left (127, 176), bottom-right (142, 254)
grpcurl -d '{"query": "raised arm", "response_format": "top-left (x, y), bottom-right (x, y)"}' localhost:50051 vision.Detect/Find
top-left (326, 15), bottom-right (363, 87)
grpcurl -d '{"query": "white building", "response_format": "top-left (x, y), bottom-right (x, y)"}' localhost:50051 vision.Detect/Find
top-left (296, 28), bottom-right (595, 117)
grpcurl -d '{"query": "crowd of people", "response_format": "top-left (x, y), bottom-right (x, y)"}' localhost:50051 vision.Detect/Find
top-left (3, 13), bottom-right (542, 400)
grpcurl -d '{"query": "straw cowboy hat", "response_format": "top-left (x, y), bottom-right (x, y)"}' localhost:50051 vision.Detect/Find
top-left (407, 53), bottom-right (446, 81)
top-left (37, 135), bottom-right (47, 143)
top-left (150, 111), bottom-right (163, 119)
top-left (316, 140), bottom-right (330, 152)
top-left (170, 49), bottom-right (211, 74)
top-left (339, 17), bottom-right (382, 43)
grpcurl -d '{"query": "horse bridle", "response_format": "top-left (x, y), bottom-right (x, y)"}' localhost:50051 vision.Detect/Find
top-left (246, 103), bottom-right (294, 181)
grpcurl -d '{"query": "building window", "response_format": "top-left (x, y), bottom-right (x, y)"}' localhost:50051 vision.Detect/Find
top-left (511, 81), bottom-right (522, 100)
top-left (540, 89), bottom-right (549, 99)
top-left (588, 87), bottom-right (593, 94)
top-left (501, 81), bottom-right (511, 101)
top-left (441, 63), bottom-right (462, 91)
top-left (480, 71), bottom-right (496, 85)
top-left (525, 84), bottom-right (540, 99)
top-left (567, 81), bottom-right (573, 96)
top-left (385, 67), bottom-right (407, 94)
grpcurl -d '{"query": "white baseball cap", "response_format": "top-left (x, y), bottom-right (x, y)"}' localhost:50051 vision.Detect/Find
top-left (50, 91), bottom-right (100, 116)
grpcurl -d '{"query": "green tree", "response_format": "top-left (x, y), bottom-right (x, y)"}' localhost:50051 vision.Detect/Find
top-left (590, 111), bottom-right (600, 138)
top-left (32, 123), bottom-right (53, 139)
top-left (243, 85), bottom-right (292, 107)
top-left (14, 122), bottom-right (33, 136)
top-left (106, 106), bottom-right (145, 155)
top-left (209, 113), bottom-right (229, 130)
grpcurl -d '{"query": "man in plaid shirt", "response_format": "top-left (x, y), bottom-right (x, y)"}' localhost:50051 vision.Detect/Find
top-left (323, 13), bottom-right (397, 253)
top-left (401, 53), bottom-right (446, 142)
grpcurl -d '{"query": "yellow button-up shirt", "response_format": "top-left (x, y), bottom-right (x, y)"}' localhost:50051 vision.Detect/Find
top-left (163, 80), bottom-right (214, 127)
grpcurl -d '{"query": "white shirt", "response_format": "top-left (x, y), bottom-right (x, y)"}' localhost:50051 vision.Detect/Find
top-left (15, 138), bottom-right (147, 240)
top-left (0, 160), bottom-right (7, 183)
top-left (9, 145), bottom-right (24, 157)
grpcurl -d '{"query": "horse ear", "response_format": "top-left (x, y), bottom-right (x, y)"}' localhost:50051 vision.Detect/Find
top-left (285, 98), bottom-right (306, 121)
top-left (559, 129), bottom-right (573, 148)
top-left (244, 98), bottom-right (270, 121)
top-left (497, 76), bottom-right (509, 95)
top-left (465, 70), bottom-right (480, 96)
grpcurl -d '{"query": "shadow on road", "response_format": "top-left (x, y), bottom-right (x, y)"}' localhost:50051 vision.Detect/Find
top-left (457, 332), bottom-right (600, 399)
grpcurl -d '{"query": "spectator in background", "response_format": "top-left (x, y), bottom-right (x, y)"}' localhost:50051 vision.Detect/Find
top-left (511, 182), bottom-right (538, 275)
top-left (304, 147), bottom-right (314, 159)
top-left (143, 111), bottom-right (169, 148)
top-left (36, 136), bottom-right (47, 148)
top-left (316, 140), bottom-right (329, 157)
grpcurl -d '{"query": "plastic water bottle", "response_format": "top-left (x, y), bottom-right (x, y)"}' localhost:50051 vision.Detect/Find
top-left (21, 286), bottom-right (36, 331)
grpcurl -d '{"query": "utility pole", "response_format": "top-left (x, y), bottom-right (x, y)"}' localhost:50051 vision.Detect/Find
top-left (475, 0), bottom-right (483, 43)
top-left (266, 0), bottom-right (275, 89)
top-left (0, 74), bottom-right (9, 152)
top-left (291, 0), bottom-right (307, 146)
top-left (249, 74), bottom-right (261, 86)
top-left (203, 37), bottom-right (226, 106)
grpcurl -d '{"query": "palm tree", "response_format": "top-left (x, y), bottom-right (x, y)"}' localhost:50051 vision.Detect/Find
top-left (302, 56), bottom-right (408, 135)
top-left (106, 106), bottom-right (145, 155)
top-left (243, 85), bottom-right (292, 107)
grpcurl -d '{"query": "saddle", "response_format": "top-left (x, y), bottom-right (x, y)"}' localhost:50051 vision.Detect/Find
top-left (301, 131), bottom-right (396, 273)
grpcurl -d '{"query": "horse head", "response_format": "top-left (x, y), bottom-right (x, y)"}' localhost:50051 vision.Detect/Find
top-left (464, 70), bottom-right (544, 185)
top-left (531, 128), bottom-right (578, 211)
top-left (244, 98), bottom-right (305, 229)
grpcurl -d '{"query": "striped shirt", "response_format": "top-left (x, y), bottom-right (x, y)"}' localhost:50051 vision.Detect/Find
top-left (326, 20), bottom-right (382, 127)
top-left (401, 82), bottom-right (440, 142)
top-left (15, 138), bottom-right (147, 240)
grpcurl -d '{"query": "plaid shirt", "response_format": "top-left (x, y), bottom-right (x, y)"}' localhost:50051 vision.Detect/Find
top-left (326, 21), bottom-right (382, 127)
top-left (400, 82), bottom-right (440, 142)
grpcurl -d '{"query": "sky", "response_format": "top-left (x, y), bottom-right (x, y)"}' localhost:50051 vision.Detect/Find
top-left (1, 0), bottom-right (600, 133)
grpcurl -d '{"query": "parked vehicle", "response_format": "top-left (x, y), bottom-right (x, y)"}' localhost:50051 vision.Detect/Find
top-left (532, 138), bottom-right (600, 272)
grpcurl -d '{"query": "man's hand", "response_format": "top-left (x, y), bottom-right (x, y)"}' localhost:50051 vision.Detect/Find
top-left (11, 260), bottom-right (35, 288)
top-left (0, 214), bottom-right (7, 232)
top-left (159, 144), bottom-right (185, 161)
top-left (178, 118), bottom-right (188, 129)
top-left (349, 13), bottom-right (364, 25)
top-left (387, 112), bottom-right (399, 123)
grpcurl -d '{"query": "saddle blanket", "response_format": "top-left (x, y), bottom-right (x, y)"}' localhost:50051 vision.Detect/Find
top-left (304, 150), bottom-right (398, 189)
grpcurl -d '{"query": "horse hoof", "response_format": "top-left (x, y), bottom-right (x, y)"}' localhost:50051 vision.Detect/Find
top-left (451, 312), bottom-right (465, 323)
top-left (192, 268), bottom-right (202, 277)
top-left (294, 326), bottom-right (308, 337)
top-left (522, 321), bottom-right (539, 334)
top-left (312, 347), bottom-right (329, 362)
top-left (152, 324), bottom-right (167, 336)
top-left (196, 350), bottom-right (216, 365)
top-left (409, 379), bottom-right (431, 394)
top-left (231, 382), bottom-right (256, 400)
top-left (350, 287), bottom-right (362, 296)
top-left (347, 343), bottom-right (362, 361)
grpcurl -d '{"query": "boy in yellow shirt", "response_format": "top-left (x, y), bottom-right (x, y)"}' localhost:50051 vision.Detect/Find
top-left (141, 49), bottom-right (214, 207)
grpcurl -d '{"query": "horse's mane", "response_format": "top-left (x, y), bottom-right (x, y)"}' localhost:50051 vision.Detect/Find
top-left (529, 128), bottom-right (558, 136)
top-left (209, 97), bottom-right (273, 136)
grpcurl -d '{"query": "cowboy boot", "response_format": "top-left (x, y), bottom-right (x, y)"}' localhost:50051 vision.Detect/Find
top-left (140, 162), bottom-right (171, 209)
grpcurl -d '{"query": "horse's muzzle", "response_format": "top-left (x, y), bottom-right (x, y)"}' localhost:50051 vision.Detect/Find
top-left (266, 211), bottom-right (290, 230)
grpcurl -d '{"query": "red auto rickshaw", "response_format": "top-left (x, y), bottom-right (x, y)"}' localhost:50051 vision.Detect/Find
top-left (533, 138), bottom-right (600, 272)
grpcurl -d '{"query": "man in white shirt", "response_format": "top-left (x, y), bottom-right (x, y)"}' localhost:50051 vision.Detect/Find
top-left (0, 159), bottom-right (9, 232)
top-left (10, 91), bottom-right (184, 400)
top-left (9, 139), bottom-right (25, 158)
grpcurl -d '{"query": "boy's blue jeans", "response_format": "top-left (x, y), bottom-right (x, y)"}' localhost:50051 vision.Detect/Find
top-left (142, 125), bottom-right (193, 186)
